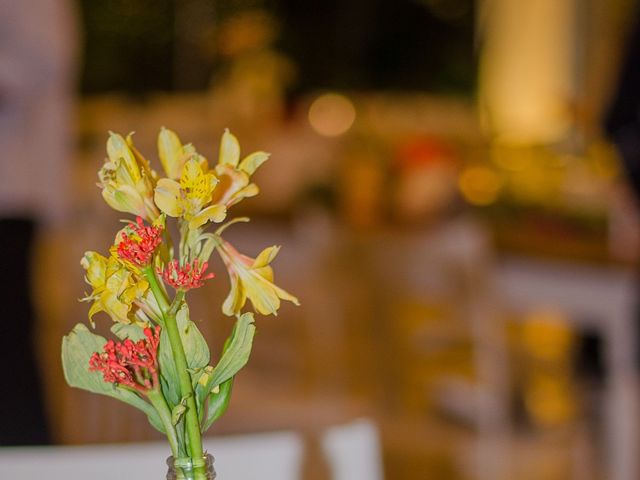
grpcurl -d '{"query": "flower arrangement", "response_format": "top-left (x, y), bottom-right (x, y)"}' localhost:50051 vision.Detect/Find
top-left (62, 128), bottom-right (299, 479)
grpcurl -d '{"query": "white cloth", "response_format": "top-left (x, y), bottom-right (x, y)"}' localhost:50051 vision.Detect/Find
top-left (0, 419), bottom-right (383, 480)
top-left (0, 0), bottom-right (78, 224)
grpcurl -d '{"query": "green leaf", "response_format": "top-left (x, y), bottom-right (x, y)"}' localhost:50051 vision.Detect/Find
top-left (196, 233), bottom-right (218, 265)
top-left (158, 304), bottom-right (210, 409)
top-left (61, 323), bottom-right (165, 433)
top-left (171, 393), bottom-right (192, 425)
top-left (158, 330), bottom-right (180, 407)
top-left (202, 378), bottom-right (234, 432)
top-left (178, 306), bottom-right (210, 369)
top-left (171, 404), bottom-right (187, 425)
top-left (111, 323), bottom-right (146, 341)
top-left (209, 312), bottom-right (255, 387)
top-left (197, 312), bottom-right (255, 409)
top-left (146, 409), bottom-right (167, 433)
top-left (194, 366), bottom-right (213, 413)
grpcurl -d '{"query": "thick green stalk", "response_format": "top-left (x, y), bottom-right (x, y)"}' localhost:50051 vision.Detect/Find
top-left (147, 389), bottom-right (180, 458)
top-left (144, 267), bottom-right (206, 478)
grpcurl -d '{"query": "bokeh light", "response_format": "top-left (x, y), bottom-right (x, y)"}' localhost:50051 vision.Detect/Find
top-left (457, 165), bottom-right (502, 206)
top-left (308, 93), bottom-right (356, 137)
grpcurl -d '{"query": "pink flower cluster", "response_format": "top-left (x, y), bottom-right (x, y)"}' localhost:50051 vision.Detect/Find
top-left (116, 216), bottom-right (163, 266)
top-left (160, 259), bottom-right (215, 291)
top-left (89, 326), bottom-right (161, 394)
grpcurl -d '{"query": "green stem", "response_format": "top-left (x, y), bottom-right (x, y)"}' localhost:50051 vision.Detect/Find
top-left (214, 216), bottom-right (250, 236)
top-left (144, 267), bottom-right (206, 478)
top-left (145, 265), bottom-right (171, 312)
top-left (147, 389), bottom-right (180, 458)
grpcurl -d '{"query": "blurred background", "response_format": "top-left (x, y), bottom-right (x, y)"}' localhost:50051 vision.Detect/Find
top-left (3, 0), bottom-right (640, 479)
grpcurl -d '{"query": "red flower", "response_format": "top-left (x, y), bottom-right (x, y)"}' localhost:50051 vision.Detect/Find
top-left (89, 326), bottom-right (161, 394)
top-left (116, 216), bottom-right (163, 266)
top-left (160, 259), bottom-right (214, 291)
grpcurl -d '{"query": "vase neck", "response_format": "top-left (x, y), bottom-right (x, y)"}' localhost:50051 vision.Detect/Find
top-left (166, 454), bottom-right (216, 480)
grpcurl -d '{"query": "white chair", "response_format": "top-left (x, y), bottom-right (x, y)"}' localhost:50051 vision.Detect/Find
top-left (497, 257), bottom-right (639, 480)
top-left (321, 419), bottom-right (384, 480)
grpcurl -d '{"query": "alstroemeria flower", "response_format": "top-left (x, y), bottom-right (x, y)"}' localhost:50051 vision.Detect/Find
top-left (154, 157), bottom-right (227, 230)
top-left (98, 132), bottom-right (160, 222)
top-left (215, 239), bottom-right (299, 316)
top-left (210, 129), bottom-right (270, 209)
top-left (81, 251), bottom-right (150, 325)
top-left (157, 127), bottom-right (202, 180)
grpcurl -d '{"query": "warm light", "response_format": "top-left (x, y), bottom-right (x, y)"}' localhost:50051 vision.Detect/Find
top-left (490, 146), bottom-right (533, 172)
top-left (308, 93), bottom-right (356, 137)
top-left (478, 0), bottom-right (574, 144)
top-left (521, 311), bottom-right (573, 361)
top-left (458, 166), bottom-right (502, 206)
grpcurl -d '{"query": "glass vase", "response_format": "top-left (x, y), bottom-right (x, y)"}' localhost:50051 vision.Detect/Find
top-left (166, 454), bottom-right (216, 480)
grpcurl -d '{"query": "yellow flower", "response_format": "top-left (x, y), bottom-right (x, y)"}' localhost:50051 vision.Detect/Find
top-left (80, 251), bottom-right (150, 325)
top-left (215, 239), bottom-right (299, 316)
top-left (157, 127), bottom-right (201, 180)
top-left (153, 129), bottom-right (268, 230)
top-left (154, 156), bottom-right (227, 229)
top-left (98, 132), bottom-right (160, 222)
top-left (210, 129), bottom-right (270, 209)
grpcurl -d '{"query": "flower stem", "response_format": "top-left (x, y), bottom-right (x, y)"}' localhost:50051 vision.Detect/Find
top-left (143, 267), bottom-right (206, 478)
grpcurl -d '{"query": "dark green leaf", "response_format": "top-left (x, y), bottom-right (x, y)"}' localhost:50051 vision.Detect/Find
top-left (197, 312), bottom-right (255, 409)
top-left (202, 378), bottom-right (233, 432)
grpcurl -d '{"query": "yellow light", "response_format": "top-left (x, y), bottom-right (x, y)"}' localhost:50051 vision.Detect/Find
top-left (308, 93), bottom-right (356, 137)
top-left (490, 145), bottom-right (533, 172)
top-left (458, 166), bottom-right (502, 206)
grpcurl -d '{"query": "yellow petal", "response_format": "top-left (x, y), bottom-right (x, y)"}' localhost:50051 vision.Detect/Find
top-left (212, 165), bottom-right (249, 206)
top-left (107, 132), bottom-right (140, 182)
top-left (246, 271), bottom-right (299, 315)
top-left (106, 255), bottom-right (122, 277)
top-left (105, 268), bottom-right (128, 296)
top-left (189, 204), bottom-right (227, 229)
top-left (239, 151), bottom-right (270, 175)
top-left (227, 183), bottom-right (259, 207)
top-left (219, 129), bottom-right (240, 167)
top-left (195, 151), bottom-right (210, 171)
top-left (158, 127), bottom-right (184, 179)
top-left (154, 178), bottom-right (183, 217)
top-left (217, 238), bottom-right (299, 316)
top-left (272, 283), bottom-right (300, 306)
top-left (253, 246), bottom-right (280, 268)
top-left (102, 292), bottom-right (130, 323)
top-left (81, 251), bottom-right (108, 288)
top-left (127, 133), bottom-right (157, 181)
top-left (222, 270), bottom-right (246, 316)
top-left (113, 158), bottom-right (138, 186)
top-left (183, 144), bottom-right (210, 171)
top-left (121, 275), bottom-right (148, 302)
top-left (245, 274), bottom-right (281, 315)
top-left (87, 301), bottom-right (103, 328)
top-left (182, 143), bottom-right (196, 158)
top-left (180, 158), bottom-right (218, 205)
top-left (152, 213), bottom-right (166, 229)
top-left (102, 185), bottom-right (146, 217)
top-left (181, 157), bottom-right (203, 186)
top-left (254, 265), bottom-right (274, 282)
